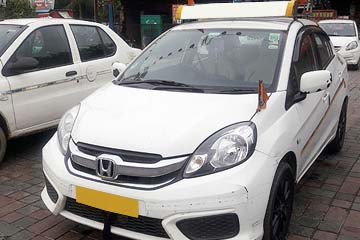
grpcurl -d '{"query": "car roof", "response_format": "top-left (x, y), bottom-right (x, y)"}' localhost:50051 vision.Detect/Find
top-left (173, 17), bottom-right (316, 31)
top-left (318, 19), bottom-right (355, 24)
top-left (0, 18), bottom-right (99, 26)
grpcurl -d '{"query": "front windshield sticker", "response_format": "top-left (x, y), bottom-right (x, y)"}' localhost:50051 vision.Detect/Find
top-left (268, 45), bottom-right (279, 50)
top-left (269, 33), bottom-right (280, 45)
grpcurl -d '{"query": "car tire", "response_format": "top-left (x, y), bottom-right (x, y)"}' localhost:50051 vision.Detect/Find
top-left (352, 63), bottom-right (359, 70)
top-left (327, 101), bottom-right (347, 154)
top-left (0, 127), bottom-right (6, 164)
top-left (263, 161), bottom-right (295, 240)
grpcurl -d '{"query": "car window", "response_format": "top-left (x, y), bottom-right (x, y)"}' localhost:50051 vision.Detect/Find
top-left (98, 28), bottom-right (116, 57)
top-left (313, 33), bottom-right (333, 69)
top-left (0, 25), bottom-right (25, 57)
top-left (7, 25), bottom-right (72, 73)
top-left (118, 29), bottom-right (285, 93)
top-left (286, 34), bottom-right (317, 109)
top-left (294, 35), bottom-right (317, 80)
top-left (71, 25), bottom-right (116, 62)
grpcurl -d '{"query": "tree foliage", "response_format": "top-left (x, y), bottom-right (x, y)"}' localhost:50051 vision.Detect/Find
top-left (4, 0), bottom-right (35, 19)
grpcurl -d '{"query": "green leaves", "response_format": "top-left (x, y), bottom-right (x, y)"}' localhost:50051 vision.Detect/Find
top-left (4, 0), bottom-right (34, 19)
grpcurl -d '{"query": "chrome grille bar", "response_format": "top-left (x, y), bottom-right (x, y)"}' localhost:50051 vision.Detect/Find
top-left (69, 140), bottom-right (188, 178)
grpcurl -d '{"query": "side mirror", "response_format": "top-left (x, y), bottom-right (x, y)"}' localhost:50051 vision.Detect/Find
top-left (4, 57), bottom-right (39, 76)
top-left (300, 70), bottom-right (332, 94)
top-left (112, 62), bottom-right (126, 78)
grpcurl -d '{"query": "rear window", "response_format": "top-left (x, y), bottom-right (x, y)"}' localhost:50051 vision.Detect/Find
top-left (0, 25), bottom-right (25, 56)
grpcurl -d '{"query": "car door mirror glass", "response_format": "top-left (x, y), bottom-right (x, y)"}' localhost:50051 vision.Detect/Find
top-left (6, 57), bottom-right (39, 75)
top-left (112, 62), bottom-right (126, 78)
top-left (300, 70), bottom-right (332, 94)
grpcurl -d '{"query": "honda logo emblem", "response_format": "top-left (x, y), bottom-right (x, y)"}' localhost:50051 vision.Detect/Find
top-left (96, 157), bottom-right (116, 180)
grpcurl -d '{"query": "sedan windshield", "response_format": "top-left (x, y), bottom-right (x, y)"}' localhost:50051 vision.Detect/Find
top-left (0, 25), bottom-right (24, 56)
top-left (115, 29), bottom-right (285, 93)
top-left (319, 23), bottom-right (356, 37)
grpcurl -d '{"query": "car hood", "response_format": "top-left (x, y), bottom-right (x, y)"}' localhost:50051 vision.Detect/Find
top-left (72, 84), bottom-right (259, 157)
top-left (329, 36), bottom-right (358, 48)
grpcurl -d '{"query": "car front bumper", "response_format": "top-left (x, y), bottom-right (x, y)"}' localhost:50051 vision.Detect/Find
top-left (338, 48), bottom-right (360, 65)
top-left (41, 134), bottom-right (278, 240)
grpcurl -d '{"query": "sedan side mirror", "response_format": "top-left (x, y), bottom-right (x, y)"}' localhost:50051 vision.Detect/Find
top-left (112, 62), bottom-right (126, 78)
top-left (300, 70), bottom-right (332, 94)
top-left (4, 57), bottom-right (39, 76)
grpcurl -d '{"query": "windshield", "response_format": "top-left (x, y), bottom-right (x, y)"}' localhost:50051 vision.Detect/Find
top-left (319, 23), bottom-right (356, 37)
top-left (115, 29), bottom-right (285, 93)
top-left (0, 25), bottom-right (24, 56)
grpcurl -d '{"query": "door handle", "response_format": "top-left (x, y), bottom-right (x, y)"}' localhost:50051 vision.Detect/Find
top-left (66, 71), bottom-right (77, 77)
top-left (323, 92), bottom-right (330, 104)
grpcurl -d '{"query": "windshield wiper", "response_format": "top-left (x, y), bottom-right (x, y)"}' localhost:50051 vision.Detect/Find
top-left (218, 88), bottom-right (257, 94)
top-left (118, 79), bottom-right (189, 87)
top-left (117, 79), bottom-right (205, 92)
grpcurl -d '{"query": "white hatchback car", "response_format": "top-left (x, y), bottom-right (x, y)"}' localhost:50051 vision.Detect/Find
top-left (42, 11), bottom-right (348, 240)
top-left (0, 18), bottom-right (140, 163)
top-left (319, 19), bottom-right (360, 69)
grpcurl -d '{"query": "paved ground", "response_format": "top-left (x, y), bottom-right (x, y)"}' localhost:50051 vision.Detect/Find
top-left (0, 72), bottom-right (359, 240)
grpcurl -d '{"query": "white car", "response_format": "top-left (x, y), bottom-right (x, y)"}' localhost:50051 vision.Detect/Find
top-left (42, 3), bottom-right (348, 240)
top-left (319, 19), bottom-right (360, 69)
top-left (0, 18), bottom-right (140, 163)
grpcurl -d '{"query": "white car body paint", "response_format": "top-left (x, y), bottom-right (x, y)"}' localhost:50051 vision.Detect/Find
top-left (319, 19), bottom-right (360, 65)
top-left (42, 17), bottom-right (348, 240)
top-left (0, 18), bottom-right (140, 139)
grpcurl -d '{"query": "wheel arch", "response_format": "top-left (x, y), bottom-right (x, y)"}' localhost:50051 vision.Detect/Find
top-left (0, 112), bottom-right (9, 138)
top-left (280, 151), bottom-right (297, 180)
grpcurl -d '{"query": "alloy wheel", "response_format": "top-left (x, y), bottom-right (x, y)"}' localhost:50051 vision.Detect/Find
top-left (271, 172), bottom-right (294, 240)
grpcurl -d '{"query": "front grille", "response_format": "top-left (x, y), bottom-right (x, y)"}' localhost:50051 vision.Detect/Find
top-left (69, 140), bottom-right (188, 189)
top-left (70, 158), bottom-right (181, 186)
top-left (77, 142), bottom-right (162, 164)
top-left (176, 214), bottom-right (240, 240)
top-left (65, 198), bottom-right (170, 239)
top-left (45, 176), bottom-right (58, 203)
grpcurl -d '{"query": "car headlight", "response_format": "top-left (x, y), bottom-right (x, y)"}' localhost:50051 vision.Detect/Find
top-left (346, 41), bottom-right (358, 51)
top-left (184, 122), bottom-right (257, 178)
top-left (57, 105), bottom-right (80, 155)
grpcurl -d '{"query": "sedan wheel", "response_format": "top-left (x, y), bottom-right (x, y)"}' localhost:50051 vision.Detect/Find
top-left (263, 162), bottom-right (295, 240)
top-left (328, 101), bottom-right (347, 153)
top-left (0, 127), bottom-right (6, 164)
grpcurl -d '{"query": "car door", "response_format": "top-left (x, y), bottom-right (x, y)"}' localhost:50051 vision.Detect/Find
top-left (0, 60), bottom-right (16, 133)
top-left (288, 31), bottom-right (329, 174)
top-left (2, 24), bottom-right (81, 130)
top-left (69, 24), bottom-right (119, 96)
top-left (312, 31), bottom-right (344, 147)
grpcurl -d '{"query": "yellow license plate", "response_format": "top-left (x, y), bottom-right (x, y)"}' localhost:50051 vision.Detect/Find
top-left (76, 186), bottom-right (139, 218)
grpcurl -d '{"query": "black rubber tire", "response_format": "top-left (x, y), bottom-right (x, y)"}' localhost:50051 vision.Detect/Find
top-left (327, 101), bottom-right (347, 154)
top-left (348, 62), bottom-right (359, 70)
top-left (263, 162), bottom-right (295, 240)
top-left (0, 127), bottom-right (6, 164)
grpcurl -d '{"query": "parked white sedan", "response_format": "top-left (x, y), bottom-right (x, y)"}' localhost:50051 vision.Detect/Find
top-left (42, 1), bottom-right (349, 239)
top-left (0, 18), bottom-right (140, 163)
top-left (319, 19), bottom-right (360, 69)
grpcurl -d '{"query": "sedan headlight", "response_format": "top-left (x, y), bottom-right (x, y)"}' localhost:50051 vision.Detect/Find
top-left (346, 41), bottom-right (358, 51)
top-left (57, 105), bottom-right (80, 155)
top-left (184, 122), bottom-right (257, 178)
